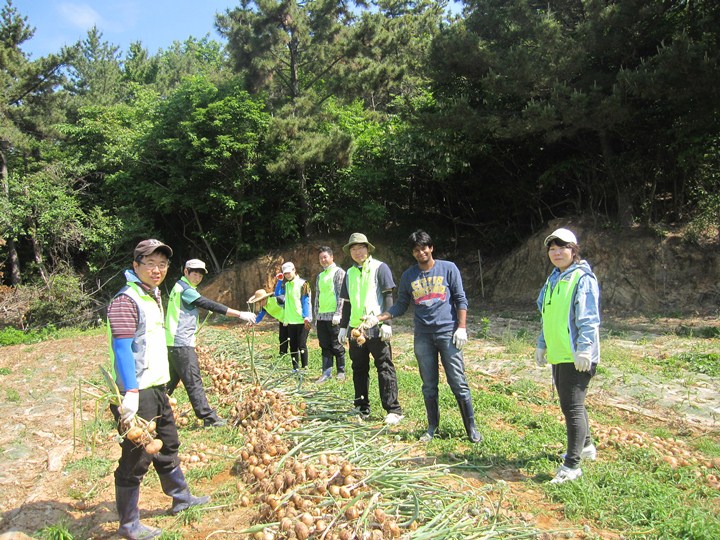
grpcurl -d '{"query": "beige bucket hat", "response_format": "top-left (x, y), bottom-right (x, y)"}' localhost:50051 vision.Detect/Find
top-left (247, 289), bottom-right (272, 303)
top-left (342, 232), bottom-right (375, 255)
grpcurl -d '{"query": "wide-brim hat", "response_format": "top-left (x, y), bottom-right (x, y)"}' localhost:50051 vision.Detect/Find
top-left (342, 232), bottom-right (375, 255)
top-left (544, 228), bottom-right (578, 246)
top-left (247, 289), bottom-right (272, 303)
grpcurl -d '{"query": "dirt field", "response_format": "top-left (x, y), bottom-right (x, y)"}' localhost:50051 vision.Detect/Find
top-left (0, 312), bottom-right (718, 539)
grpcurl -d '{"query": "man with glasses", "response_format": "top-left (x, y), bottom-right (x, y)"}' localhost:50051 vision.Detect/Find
top-left (338, 233), bottom-right (403, 425)
top-left (165, 259), bottom-right (255, 427)
top-left (107, 239), bottom-right (208, 539)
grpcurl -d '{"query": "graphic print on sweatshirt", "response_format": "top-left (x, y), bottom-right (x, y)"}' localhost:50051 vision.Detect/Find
top-left (411, 274), bottom-right (447, 306)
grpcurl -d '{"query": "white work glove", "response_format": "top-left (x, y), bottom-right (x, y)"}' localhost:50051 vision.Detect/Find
top-left (379, 324), bottom-right (392, 342)
top-left (452, 328), bottom-right (467, 350)
top-left (338, 327), bottom-right (347, 345)
top-left (362, 314), bottom-right (379, 328)
top-left (238, 311), bottom-right (256, 324)
top-left (573, 350), bottom-right (592, 372)
top-left (331, 313), bottom-right (341, 326)
top-left (120, 391), bottom-right (139, 423)
top-left (534, 348), bottom-right (547, 367)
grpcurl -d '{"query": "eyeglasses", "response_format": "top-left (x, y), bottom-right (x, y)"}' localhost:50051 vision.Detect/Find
top-left (139, 261), bottom-right (170, 270)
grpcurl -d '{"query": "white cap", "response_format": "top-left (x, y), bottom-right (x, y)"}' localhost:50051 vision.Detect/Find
top-left (185, 259), bottom-right (208, 273)
top-left (544, 228), bottom-right (577, 246)
top-left (281, 262), bottom-right (295, 273)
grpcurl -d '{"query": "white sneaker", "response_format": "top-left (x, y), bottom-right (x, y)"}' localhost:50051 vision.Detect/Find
top-left (384, 413), bottom-right (404, 425)
top-left (550, 465), bottom-right (582, 484)
top-left (418, 432), bottom-right (434, 443)
top-left (562, 444), bottom-right (597, 461)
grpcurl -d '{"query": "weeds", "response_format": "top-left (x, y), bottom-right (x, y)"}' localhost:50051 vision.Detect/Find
top-left (36, 522), bottom-right (74, 540)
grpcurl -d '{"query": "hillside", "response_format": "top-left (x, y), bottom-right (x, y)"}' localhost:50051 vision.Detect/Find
top-left (201, 221), bottom-right (720, 316)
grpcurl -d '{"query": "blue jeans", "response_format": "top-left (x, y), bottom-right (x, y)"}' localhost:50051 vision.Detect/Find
top-left (414, 331), bottom-right (472, 402)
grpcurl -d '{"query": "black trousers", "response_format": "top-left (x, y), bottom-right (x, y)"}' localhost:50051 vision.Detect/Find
top-left (278, 322), bottom-right (289, 356)
top-left (286, 323), bottom-right (309, 369)
top-left (316, 320), bottom-right (345, 375)
top-left (348, 332), bottom-right (402, 415)
top-left (552, 362), bottom-right (596, 468)
top-left (167, 346), bottom-right (220, 423)
top-left (111, 386), bottom-right (180, 487)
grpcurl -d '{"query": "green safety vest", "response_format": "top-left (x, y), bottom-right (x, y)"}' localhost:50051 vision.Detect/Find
top-left (317, 265), bottom-right (339, 314)
top-left (346, 256), bottom-right (383, 328)
top-left (165, 277), bottom-right (199, 347)
top-left (108, 281), bottom-right (170, 390)
top-left (264, 296), bottom-right (284, 320)
top-left (542, 269), bottom-right (583, 364)
top-left (283, 277), bottom-right (307, 324)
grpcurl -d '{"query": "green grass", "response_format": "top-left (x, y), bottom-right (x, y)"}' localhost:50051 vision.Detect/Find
top-left (665, 351), bottom-right (720, 377)
top-left (210, 324), bottom-right (720, 539)
top-left (549, 455), bottom-right (720, 538)
top-left (36, 522), bottom-right (74, 540)
top-left (0, 325), bottom-right (103, 347)
top-left (64, 456), bottom-right (115, 501)
top-left (63, 321), bottom-right (719, 539)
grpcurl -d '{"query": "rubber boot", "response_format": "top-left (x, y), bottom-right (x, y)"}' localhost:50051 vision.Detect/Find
top-left (456, 396), bottom-right (483, 443)
top-left (115, 485), bottom-right (162, 540)
top-left (158, 466), bottom-right (211, 515)
top-left (421, 396), bottom-right (440, 441)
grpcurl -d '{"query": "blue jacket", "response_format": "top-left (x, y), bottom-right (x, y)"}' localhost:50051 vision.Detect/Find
top-left (536, 260), bottom-right (601, 363)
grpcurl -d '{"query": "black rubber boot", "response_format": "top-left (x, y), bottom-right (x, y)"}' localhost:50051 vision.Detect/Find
top-left (456, 396), bottom-right (483, 443)
top-left (116, 485), bottom-right (162, 540)
top-left (421, 395), bottom-right (440, 441)
top-left (158, 466), bottom-right (211, 515)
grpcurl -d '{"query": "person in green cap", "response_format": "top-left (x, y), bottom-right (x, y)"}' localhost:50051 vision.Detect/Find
top-left (338, 233), bottom-right (403, 425)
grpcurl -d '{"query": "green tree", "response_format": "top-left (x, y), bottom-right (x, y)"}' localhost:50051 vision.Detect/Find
top-left (123, 42), bottom-right (159, 86)
top-left (152, 36), bottom-right (228, 95)
top-left (218, 0), bottom-right (448, 235)
top-left (112, 76), bottom-right (272, 268)
top-left (65, 26), bottom-right (124, 109)
top-left (1, 0), bottom-right (76, 284)
top-left (424, 0), bottom-right (720, 236)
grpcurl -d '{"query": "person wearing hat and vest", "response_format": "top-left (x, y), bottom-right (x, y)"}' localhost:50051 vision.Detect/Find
top-left (338, 233), bottom-right (403, 425)
top-left (107, 240), bottom-right (208, 539)
top-left (254, 271), bottom-right (290, 357)
top-left (247, 288), bottom-right (285, 320)
top-left (313, 246), bottom-right (346, 383)
top-left (277, 261), bottom-right (312, 371)
top-left (535, 227), bottom-right (600, 484)
top-left (165, 259), bottom-right (256, 427)
top-left (370, 230), bottom-right (482, 443)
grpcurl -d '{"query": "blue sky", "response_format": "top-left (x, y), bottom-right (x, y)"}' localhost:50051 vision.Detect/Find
top-left (13, 0), bottom-right (236, 58)
top-left (13, 1), bottom-right (464, 60)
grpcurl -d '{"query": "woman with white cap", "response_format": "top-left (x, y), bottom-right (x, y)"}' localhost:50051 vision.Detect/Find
top-left (535, 227), bottom-right (600, 484)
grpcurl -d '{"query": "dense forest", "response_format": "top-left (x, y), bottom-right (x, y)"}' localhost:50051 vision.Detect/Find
top-left (1, 0), bottom-right (719, 328)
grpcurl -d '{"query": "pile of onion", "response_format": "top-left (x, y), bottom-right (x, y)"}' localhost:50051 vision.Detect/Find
top-left (595, 425), bottom-right (720, 489)
top-left (230, 386), bottom-right (405, 538)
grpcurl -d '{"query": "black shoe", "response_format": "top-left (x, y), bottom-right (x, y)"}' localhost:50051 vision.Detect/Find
top-left (203, 417), bottom-right (227, 428)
